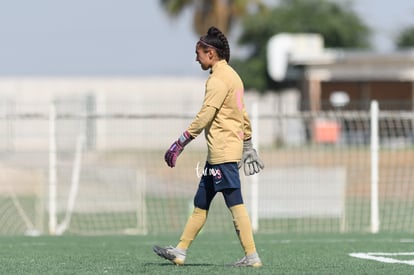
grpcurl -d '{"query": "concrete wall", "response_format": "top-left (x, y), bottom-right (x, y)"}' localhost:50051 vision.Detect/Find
top-left (0, 77), bottom-right (301, 150)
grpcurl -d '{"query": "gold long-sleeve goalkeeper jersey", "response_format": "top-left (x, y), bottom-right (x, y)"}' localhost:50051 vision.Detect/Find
top-left (187, 60), bottom-right (252, 165)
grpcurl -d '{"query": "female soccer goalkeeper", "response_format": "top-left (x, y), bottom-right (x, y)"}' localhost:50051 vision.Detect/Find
top-left (153, 26), bottom-right (264, 268)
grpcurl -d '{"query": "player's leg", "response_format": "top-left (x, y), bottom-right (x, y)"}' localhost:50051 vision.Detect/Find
top-left (223, 188), bottom-right (262, 267)
top-left (176, 183), bottom-right (216, 250)
top-left (153, 172), bottom-right (216, 265)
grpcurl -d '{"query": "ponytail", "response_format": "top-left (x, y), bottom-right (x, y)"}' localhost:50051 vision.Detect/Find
top-left (198, 26), bottom-right (230, 62)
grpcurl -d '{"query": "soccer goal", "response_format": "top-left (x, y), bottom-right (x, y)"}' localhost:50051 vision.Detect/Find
top-left (1, 96), bottom-right (414, 235)
top-left (50, 165), bottom-right (147, 236)
top-left (47, 104), bottom-right (147, 235)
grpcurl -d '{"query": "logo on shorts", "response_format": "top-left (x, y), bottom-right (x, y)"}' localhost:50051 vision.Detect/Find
top-left (195, 162), bottom-right (223, 184)
top-left (203, 167), bottom-right (222, 184)
top-left (203, 167), bottom-right (221, 177)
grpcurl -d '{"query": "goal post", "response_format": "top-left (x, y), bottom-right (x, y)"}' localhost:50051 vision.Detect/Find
top-left (55, 134), bottom-right (85, 235)
top-left (370, 100), bottom-right (380, 233)
top-left (48, 103), bottom-right (57, 235)
top-left (47, 103), bottom-right (148, 236)
top-left (250, 102), bottom-right (259, 232)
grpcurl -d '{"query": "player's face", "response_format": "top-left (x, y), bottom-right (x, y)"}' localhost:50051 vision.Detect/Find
top-left (195, 45), bottom-right (213, 71)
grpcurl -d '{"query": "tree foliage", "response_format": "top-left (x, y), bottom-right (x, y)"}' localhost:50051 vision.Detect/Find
top-left (159, 0), bottom-right (266, 36)
top-left (396, 26), bottom-right (414, 49)
top-left (232, 0), bottom-right (371, 92)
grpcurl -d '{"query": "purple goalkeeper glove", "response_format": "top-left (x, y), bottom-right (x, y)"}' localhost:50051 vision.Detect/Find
top-left (165, 131), bottom-right (193, 168)
top-left (238, 139), bottom-right (264, 176)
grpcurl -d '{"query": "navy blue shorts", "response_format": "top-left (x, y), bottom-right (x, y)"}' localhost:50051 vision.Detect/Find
top-left (199, 162), bottom-right (241, 191)
top-left (194, 162), bottom-right (243, 210)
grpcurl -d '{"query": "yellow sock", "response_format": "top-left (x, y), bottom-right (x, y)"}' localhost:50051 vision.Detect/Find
top-left (230, 204), bottom-right (257, 255)
top-left (176, 207), bottom-right (207, 250)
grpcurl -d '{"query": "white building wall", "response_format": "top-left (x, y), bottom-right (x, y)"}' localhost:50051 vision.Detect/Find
top-left (0, 77), bottom-right (301, 150)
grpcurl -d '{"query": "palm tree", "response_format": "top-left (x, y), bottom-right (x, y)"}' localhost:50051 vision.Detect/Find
top-left (160, 0), bottom-right (265, 35)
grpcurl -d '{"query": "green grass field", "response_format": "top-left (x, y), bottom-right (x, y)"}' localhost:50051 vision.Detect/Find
top-left (1, 233), bottom-right (413, 274)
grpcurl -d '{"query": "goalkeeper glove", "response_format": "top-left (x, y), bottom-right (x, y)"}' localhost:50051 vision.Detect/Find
top-left (238, 139), bottom-right (264, 176)
top-left (165, 131), bottom-right (193, 168)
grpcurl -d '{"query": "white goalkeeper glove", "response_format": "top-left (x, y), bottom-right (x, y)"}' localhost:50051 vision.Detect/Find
top-left (238, 139), bottom-right (264, 176)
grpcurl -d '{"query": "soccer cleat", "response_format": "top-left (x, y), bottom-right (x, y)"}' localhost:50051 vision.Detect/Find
top-left (152, 245), bottom-right (186, 265)
top-left (230, 252), bottom-right (263, 267)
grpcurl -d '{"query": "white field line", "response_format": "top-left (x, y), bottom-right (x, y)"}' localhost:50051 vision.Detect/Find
top-left (266, 239), bottom-right (414, 244)
top-left (349, 252), bottom-right (414, 266)
top-left (400, 239), bottom-right (414, 243)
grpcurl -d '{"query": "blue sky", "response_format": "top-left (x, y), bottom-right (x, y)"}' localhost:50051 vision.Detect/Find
top-left (0, 0), bottom-right (413, 76)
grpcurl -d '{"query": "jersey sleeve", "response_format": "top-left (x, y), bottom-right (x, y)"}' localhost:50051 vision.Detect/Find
top-left (186, 76), bottom-right (228, 138)
top-left (187, 105), bottom-right (217, 138)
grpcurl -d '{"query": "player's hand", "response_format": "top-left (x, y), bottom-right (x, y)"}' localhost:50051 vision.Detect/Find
top-left (238, 139), bottom-right (264, 176)
top-left (165, 131), bottom-right (193, 168)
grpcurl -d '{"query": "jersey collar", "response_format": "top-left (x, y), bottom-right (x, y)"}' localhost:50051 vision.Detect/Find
top-left (211, 60), bottom-right (227, 74)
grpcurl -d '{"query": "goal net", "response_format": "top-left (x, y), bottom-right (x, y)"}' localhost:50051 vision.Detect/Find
top-left (0, 96), bottom-right (413, 235)
top-left (54, 165), bottom-right (147, 235)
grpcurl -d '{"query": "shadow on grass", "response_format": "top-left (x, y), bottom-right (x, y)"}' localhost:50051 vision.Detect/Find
top-left (144, 262), bottom-right (218, 267)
